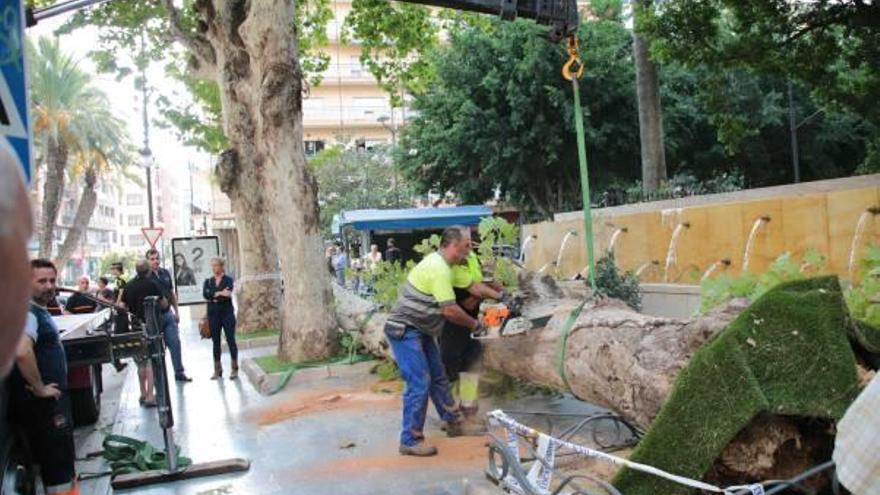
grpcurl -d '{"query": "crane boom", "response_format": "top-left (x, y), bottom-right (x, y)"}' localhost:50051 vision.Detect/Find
top-left (402, 0), bottom-right (578, 40)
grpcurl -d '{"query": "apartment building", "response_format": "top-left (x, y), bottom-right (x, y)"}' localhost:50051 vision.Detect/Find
top-left (302, 0), bottom-right (404, 153)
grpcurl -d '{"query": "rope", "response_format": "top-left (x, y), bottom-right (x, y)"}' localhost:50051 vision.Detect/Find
top-left (489, 410), bottom-right (765, 494)
top-left (556, 299), bottom-right (588, 392)
top-left (97, 434), bottom-right (192, 477)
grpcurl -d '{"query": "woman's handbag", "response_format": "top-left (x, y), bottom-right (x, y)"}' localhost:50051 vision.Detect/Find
top-left (198, 317), bottom-right (211, 339)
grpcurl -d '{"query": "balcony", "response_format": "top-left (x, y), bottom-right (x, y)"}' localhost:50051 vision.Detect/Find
top-left (312, 63), bottom-right (376, 85)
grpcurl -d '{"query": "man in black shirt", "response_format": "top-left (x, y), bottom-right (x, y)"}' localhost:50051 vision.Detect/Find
top-left (121, 260), bottom-right (163, 407)
top-left (385, 237), bottom-right (402, 265)
top-left (65, 276), bottom-right (97, 314)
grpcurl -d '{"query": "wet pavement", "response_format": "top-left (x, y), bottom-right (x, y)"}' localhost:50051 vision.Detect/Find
top-left (79, 310), bottom-right (491, 495)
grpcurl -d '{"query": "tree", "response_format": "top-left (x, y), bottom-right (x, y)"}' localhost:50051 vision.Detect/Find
top-left (63, 0), bottom-right (338, 360)
top-left (643, 0), bottom-right (880, 171)
top-left (310, 145), bottom-right (416, 236)
top-left (28, 38), bottom-right (134, 269)
top-left (396, 16), bottom-right (641, 219)
top-left (632, 0), bottom-right (667, 192)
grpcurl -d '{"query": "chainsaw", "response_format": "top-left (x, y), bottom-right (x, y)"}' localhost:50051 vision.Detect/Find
top-left (472, 296), bottom-right (552, 340)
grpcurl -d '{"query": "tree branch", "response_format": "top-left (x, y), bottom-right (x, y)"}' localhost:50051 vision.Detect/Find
top-left (160, 0), bottom-right (217, 70)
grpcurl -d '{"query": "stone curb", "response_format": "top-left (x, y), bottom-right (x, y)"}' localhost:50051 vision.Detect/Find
top-left (241, 357), bottom-right (284, 395)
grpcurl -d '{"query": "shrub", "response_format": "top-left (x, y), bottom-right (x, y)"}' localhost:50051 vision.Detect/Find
top-left (592, 252), bottom-right (641, 310)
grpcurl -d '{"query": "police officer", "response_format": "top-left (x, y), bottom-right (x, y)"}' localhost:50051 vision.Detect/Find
top-left (385, 227), bottom-right (486, 457)
top-left (9, 259), bottom-right (78, 495)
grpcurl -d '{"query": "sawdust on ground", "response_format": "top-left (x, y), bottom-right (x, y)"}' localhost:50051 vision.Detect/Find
top-left (288, 436), bottom-right (487, 481)
top-left (251, 387), bottom-right (399, 426)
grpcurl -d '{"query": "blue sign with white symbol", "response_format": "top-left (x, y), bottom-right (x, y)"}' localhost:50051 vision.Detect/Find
top-left (0, 0), bottom-right (33, 184)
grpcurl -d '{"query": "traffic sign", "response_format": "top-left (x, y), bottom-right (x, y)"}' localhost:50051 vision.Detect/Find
top-left (0, 0), bottom-right (34, 184)
top-left (141, 227), bottom-right (164, 247)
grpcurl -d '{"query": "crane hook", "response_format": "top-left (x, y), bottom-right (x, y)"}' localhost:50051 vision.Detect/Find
top-left (562, 34), bottom-right (584, 81)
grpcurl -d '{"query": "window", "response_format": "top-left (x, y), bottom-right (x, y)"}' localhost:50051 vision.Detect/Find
top-left (127, 194), bottom-right (144, 206)
top-left (349, 56), bottom-right (363, 76)
top-left (304, 140), bottom-right (325, 156)
top-left (129, 235), bottom-right (144, 246)
top-left (128, 215), bottom-right (144, 227)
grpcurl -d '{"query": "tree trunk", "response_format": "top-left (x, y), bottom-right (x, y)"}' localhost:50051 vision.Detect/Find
top-left (190, 0), bottom-right (337, 359)
top-left (333, 275), bottom-right (829, 484)
top-left (216, 149), bottom-right (283, 334)
top-left (54, 166), bottom-right (99, 272)
top-left (38, 137), bottom-right (68, 259)
top-left (633, 0), bottom-right (667, 193)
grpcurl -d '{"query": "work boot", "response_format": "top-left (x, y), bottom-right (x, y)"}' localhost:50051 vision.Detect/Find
top-left (399, 442), bottom-right (438, 457)
top-left (211, 361), bottom-right (222, 380)
top-left (230, 360), bottom-right (239, 380)
top-left (446, 420), bottom-right (487, 437)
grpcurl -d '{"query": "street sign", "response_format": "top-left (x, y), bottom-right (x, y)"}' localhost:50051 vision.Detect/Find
top-left (141, 227), bottom-right (164, 247)
top-left (0, 0), bottom-right (34, 184)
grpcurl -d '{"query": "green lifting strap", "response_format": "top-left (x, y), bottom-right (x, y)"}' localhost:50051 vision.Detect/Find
top-left (556, 299), bottom-right (587, 392)
top-left (571, 76), bottom-right (597, 291)
top-left (100, 434), bottom-right (192, 476)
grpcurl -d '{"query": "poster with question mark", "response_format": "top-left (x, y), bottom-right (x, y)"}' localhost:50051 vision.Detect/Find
top-left (171, 236), bottom-right (220, 305)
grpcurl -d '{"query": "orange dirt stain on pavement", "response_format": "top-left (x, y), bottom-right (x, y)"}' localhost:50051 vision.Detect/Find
top-left (250, 388), bottom-right (399, 426)
top-left (286, 436), bottom-right (488, 482)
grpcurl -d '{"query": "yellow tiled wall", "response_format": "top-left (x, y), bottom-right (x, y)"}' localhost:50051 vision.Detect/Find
top-left (522, 186), bottom-right (880, 284)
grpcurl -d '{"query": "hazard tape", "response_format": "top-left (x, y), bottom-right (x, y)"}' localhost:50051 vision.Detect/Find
top-left (488, 410), bottom-right (764, 495)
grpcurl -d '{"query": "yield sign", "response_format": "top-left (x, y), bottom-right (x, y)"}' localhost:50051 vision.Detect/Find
top-left (141, 227), bottom-right (164, 247)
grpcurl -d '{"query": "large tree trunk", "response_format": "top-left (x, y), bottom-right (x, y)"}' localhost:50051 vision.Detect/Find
top-left (187, 0), bottom-right (336, 359)
top-left (216, 150), bottom-right (283, 333)
top-left (38, 137), bottom-right (68, 259)
top-left (333, 275), bottom-right (831, 484)
top-left (633, 0), bottom-right (667, 193)
top-left (54, 166), bottom-right (98, 272)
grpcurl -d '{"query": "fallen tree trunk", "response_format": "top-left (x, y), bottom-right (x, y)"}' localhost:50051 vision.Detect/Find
top-left (333, 275), bottom-right (848, 489)
top-left (335, 275), bottom-right (744, 429)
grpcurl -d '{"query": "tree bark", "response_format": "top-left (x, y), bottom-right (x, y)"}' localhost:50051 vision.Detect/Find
top-left (333, 275), bottom-right (828, 483)
top-left (38, 137), bottom-right (68, 259)
top-left (633, 0), bottom-right (667, 193)
top-left (216, 149), bottom-right (283, 334)
top-left (183, 0), bottom-right (336, 358)
top-left (54, 166), bottom-right (98, 272)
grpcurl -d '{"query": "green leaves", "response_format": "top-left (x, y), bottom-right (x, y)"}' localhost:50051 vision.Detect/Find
top-left (344, 0), bottom-right (439, 105)
top-left (592, 252), bottom-right (641, 311)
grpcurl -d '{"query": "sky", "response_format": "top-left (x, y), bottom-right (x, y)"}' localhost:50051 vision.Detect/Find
top-left (28, 10), bottom-right (214, 206)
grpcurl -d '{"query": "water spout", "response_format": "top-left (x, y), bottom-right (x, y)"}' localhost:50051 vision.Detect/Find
top-left (608, 227), bottom-right (628, 254)
top-left (742, 216), bottom-right (771, 273)
top-left (848, 208), bottom-right (879, 280)
top-left (635, 260), bottom-right (660, 279)
top-left (701, 259), bottom-right (732, 282)
top-left (555, 230), bottom-right (579, 277)
top-left (537, 261), bottom-right (557, 275)
top-left (664, 222), bottom-right (690, 283)
top-left (519, 235), bottom-right (537, 263)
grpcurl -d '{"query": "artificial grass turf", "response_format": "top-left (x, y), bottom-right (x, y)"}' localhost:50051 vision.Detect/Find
top-left (613, 276), bottom-right (862, 494)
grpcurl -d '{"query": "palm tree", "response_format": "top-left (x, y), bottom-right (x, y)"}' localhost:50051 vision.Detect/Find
top-left (28, 37), bottom-right (134, 263)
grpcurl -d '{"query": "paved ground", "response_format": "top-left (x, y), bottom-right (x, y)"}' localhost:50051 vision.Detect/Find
top-left (76, 310), bottom-right (495, 495)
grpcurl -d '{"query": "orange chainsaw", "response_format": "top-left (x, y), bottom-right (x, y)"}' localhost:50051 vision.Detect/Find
top-left (472, 296), bottom-right (552, 340)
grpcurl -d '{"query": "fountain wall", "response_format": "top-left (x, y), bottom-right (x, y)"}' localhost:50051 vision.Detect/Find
top-left (521, 174), bottom-right (880, 285)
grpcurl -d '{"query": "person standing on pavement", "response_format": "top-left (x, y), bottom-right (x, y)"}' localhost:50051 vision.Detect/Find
top-left (8, 259), bottom-right (79, 495)
top-left (65, 275), bottom-right (98, 313)
top-left (145, 248), bottom-right (192, 382)
top-left (120, 260), bottom-right (162, 407)
top-left (203, 257), bottom-right (239, 380)
top-left (333, 245), bottom-right (349, 287)
top-left (385, 227), bottom-right (486, 457)
top-left (110, 262), bottom-right (127, 303)
top-left (385, 237), bottom-right (402, 265)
